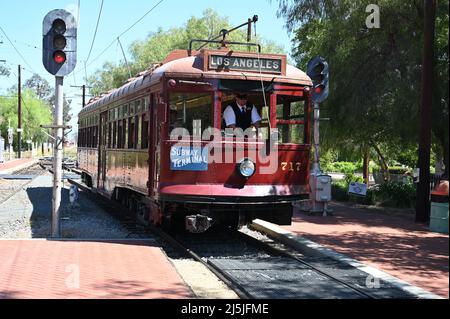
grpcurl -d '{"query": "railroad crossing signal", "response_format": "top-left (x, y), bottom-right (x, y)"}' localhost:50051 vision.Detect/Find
top-left (307, 56), bottom-right (329, 103)
top-left (42, 9), bottom-right (77, 76)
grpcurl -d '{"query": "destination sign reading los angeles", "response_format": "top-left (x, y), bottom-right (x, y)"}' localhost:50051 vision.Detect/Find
top-left (208, 54), bottom-right (283, 74)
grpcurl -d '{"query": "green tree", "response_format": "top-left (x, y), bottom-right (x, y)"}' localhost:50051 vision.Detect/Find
top-left (24, 74), bottom-right (52, 100)
top-left (0, 90), bottom-right (52, 149)
top-left (276, 0), bottom-right (449, 176)
top-left (48, 93), bottom-right (73, 124)
top-left (22, 73), bottom-right (73, 124)
top-left (88, 9), bottom-right (285, 96)
top-left (0, 65), bottom-right (10, 77)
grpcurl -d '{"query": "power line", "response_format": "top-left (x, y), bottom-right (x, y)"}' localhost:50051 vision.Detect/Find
top-left (13, 40), bottom-right (41, 51)
top-left (117, 0), bottom-right (165, 39)
top-left (3, 61), bottom-right (36, 76)
top-left (77, 0), bottom-right (81, 28)
top-left (85, 0), bottom-right (105, 64)
top-left (0, 25), bottom-right (36, 73)
top-left (72, 0), bottom-right (165, 78)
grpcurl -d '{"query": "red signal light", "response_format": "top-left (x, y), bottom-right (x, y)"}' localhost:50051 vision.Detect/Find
top-left (53, 51), bottom-right (66, 64)
top-left (315, 86), bottom-right (323, 94)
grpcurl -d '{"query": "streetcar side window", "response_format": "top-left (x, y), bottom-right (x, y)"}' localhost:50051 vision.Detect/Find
top-left (123, 119), bottom-right (128, 149)
top-left (169, 93), bottom-right (213, 138)
top-left (81, 128), bottom-right (85, 147)
top-left (128, 117), bottom-right (135, 149)
top-left (142, 114), bottom-right (149, 149)
top-left (136, 115), bottom-right (141, 149)
top-left (94, 126), bottom-right (98, 148)
top-left (108, 122), bottom-right (112, 149)
top-left (112, 121), bottom-right (117, 149)
top-left (87, 127), bottom-right (91, 148)
top-left (118, 120), bottom-right (123, 149)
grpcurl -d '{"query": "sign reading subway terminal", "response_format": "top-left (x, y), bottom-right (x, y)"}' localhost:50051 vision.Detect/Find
top-left (203, 50), bottom-right (287, 75)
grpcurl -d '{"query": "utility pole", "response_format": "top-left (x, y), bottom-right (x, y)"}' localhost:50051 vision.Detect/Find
top-left (70, 85), bottom-right (92, 108)
top-left (416, 0), bottom-right (436, 223)
top-left (1, 41), bottom-right (6, 63)
top-left (18, 65), bottom-right (22, 159)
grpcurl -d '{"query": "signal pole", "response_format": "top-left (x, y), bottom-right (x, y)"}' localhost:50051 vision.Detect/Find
top-left (52, 76), bottom-right (64, 237)
top-left (304, 57), bottom-right (332, 216)
top-left (42, 9), bottom-right (77, 238)
top-left (416, 0), bottom-right (436, 223)
top-left (18, 65), bottom-right (22, 159)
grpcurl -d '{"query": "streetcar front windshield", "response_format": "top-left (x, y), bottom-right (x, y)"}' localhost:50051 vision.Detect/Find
top-left (169, 92), bottom-right (213, 138)
top-left (220, 91), bottom-right (307, 144)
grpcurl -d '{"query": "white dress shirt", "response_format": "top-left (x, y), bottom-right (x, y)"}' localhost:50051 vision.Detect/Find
top-left (223, 102), bottom-right (262, 127)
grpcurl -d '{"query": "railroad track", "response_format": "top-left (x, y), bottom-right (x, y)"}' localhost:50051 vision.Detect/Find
top-left (157, 227), bottom-right (419, 299)
top-left (67, 177), bottom-right (151, 238)
top-left (67, 176), bottom-right (418, 300)
top-left (154, 228), bottom-right (375, 299)
top-left (0, 164), bottom-right (46, 206)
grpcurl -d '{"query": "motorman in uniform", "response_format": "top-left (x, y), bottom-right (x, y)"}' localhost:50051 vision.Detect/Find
top-left (223, 93), bottom-right (262, 131)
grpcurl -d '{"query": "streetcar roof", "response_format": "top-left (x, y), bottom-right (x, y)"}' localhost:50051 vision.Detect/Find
top-left (80, 50), bottom-right (312, 116)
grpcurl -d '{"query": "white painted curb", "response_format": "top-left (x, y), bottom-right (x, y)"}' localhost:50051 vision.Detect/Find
top-left (251, 219), bottom-right (444, 299)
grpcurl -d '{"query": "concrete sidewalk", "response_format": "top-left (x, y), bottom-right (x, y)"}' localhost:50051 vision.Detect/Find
top-left (0, 240), bottom-right (194, 299)
top-left (0, 158), bottom-right (38, 175)
top-left (284, 202), bottom-right (449, 298)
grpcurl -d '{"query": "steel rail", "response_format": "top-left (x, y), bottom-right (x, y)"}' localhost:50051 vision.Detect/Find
top-left (238, 230), bottom-right (377, 299)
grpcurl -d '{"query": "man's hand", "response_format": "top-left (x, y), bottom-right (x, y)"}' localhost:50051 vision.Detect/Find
top-left (253, 121), bottom-right (261, 129)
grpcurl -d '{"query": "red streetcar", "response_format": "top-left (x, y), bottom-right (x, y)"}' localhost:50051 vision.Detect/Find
top-left (77, 42), bottom-right (313, 232)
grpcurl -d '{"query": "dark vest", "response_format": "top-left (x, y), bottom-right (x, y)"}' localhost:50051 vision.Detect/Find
top-left (227, 102), bottom-right (253, 131)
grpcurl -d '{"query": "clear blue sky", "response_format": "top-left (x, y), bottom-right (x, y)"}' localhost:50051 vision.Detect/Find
top-left (0, 0), bottom-right (293, 133)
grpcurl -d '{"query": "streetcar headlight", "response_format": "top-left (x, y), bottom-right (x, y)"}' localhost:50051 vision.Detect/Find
top-left (238, 159), bottom-right (256, 178)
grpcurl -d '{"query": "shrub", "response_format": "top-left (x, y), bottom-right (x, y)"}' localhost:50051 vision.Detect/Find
top-left (332, 179), bottom-right (375, 205)
top-left (374, 182), bottom-right (416, 208)
top-left (332, 181), bottom-right (349, 202)
top-left (355, 160), bottom-right (381, 173)
top-left (349, 189), bottom-right (375, 206)
top-left (388, 166), bottom-right (410, 175)
top-left (323, 162), bottom-right (357, 174)
top-left (335, 162), bottom-right (357, 174)
top-left (345, 173), bottom-right (364, 186)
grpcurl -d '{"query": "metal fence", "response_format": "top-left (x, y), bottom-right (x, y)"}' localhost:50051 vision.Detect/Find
top-left (373, 171), bottom-right (443, 192)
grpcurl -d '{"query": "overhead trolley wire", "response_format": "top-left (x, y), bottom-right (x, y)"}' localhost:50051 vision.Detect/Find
top-left (116, 0), bottom-right (165, 39)
top-left (85, 0), bottom-right (105, 64)
top-left (72, 0), bottom-right (82, 87)
top-left (73, 0), bottom-right (166, 79)
top-left (76, 0), bottom-right (81, 28)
